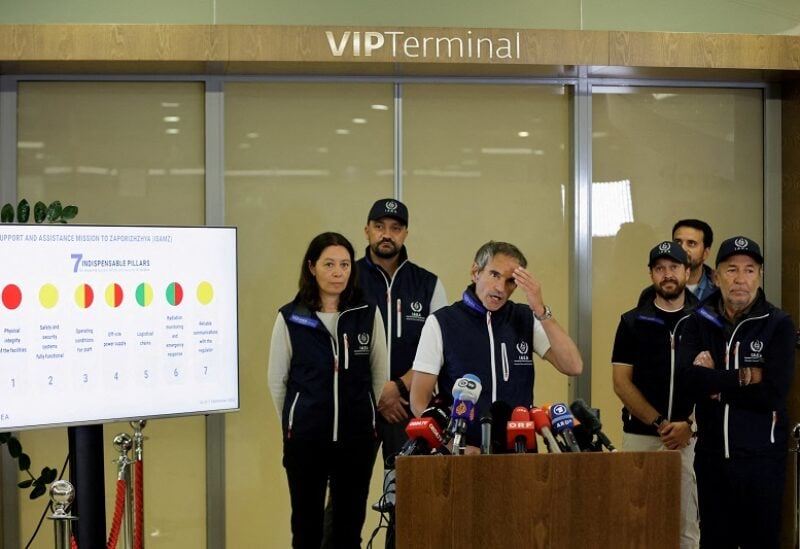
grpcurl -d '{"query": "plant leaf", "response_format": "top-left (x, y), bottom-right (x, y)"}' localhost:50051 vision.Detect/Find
top-left (17, 479), bottom-right (33, 489)
top-left (7, 436), bottom-right (22, 458)
top-left (33, 201), bottom-right (47, 223)
top-left (47, 201), bottom-right (63, 222)
top-left (61, 205), bottom-right (79, 220)
top-left (41, 467), bottom-right (58, 484)
top-left (0, 203), bottom-right (13, 222)
top-left (17, 452), bottom-right (31, 471)
top-left (17, 199), bottom-right (30, 223)
top-left (30, 483), bottom-right (46, 499)
top-left (0, 432), bottom-right (10, 444)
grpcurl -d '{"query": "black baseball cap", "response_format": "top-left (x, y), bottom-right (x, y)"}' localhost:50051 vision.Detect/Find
top-left (715, 236), bottom-right (763, 266)
top-left (367, 198), bottom-right (408, 226)
top-left (648, 240), bottom-right (688, 267)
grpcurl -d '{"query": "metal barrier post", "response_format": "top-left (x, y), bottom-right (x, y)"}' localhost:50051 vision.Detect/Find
top-left (793, 423), bottom-right (800, 549)
top-left (130, 420), bottom-right (146, 549)
top-left (113, 433), bottom-right (134, 549)
top-left (48, 480), bottom-right (77, 549)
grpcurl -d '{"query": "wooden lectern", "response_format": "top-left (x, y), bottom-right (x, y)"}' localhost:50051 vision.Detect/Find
top-left (395, 451), bottom-right (680, 548)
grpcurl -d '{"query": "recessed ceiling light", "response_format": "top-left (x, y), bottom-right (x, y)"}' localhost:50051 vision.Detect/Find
top-left (165, 128), bottom-right (180, 135)
top-left (517, 131), bottom-right (529, 137)
top-left (163, 116), bottom-right (180, 123)
top-left (352, 118), bottom-right (367, 124)
top-left (17, 141), bottom-right (44, 149)
top-left (246, 132), bottom-right (259, 139)
top-left (335, 129), bottom-right (351, 135)
top-left (371, 104), bottom-right (389, 111)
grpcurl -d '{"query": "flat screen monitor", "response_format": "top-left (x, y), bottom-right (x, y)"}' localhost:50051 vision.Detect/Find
top-left (0, 224), bottom-right (239, 431)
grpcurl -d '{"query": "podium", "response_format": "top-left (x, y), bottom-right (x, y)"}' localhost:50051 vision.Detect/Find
top-left (395, 451), bottom-right (680, 548)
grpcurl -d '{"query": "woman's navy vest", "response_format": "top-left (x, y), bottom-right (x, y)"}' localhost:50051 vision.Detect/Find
top-left (278, 298), bottom-right (377, 442)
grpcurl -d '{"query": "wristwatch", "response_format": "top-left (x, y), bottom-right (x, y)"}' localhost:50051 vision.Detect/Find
top-left (533, 305), bottom-right (552, 321)
top-left (652, 415), bottom-right (665, 429)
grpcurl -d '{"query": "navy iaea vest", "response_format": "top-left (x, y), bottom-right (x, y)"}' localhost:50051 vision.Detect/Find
top-left (278, 296), bottom-right (378, 442)
top-left (434, 285), bottom-right (536, 445)
top-left (357, 246), bottom-right (439, 380)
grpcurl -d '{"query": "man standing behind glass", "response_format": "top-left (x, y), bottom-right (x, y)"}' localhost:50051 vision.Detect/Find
top-left (612, 241), bottom-right (699, 549)
top-left (672, 219), bottom-right (716, 301)
top-left (357, 198), bottom-right (447, 511)
top-left (678, 236), bottom-right (795, 549)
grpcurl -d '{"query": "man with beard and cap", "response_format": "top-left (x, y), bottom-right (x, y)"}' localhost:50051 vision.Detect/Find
top-left (678, 236), bottom-right (795, 549)
top-left (611, 241), bottom-right (699, 549)
top-left (356, 198), bottom-right (447, 517)
top-left (672, 219), bottom-right (716, 301)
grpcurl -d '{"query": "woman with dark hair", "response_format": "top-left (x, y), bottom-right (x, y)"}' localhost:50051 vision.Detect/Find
top-left (268, 231), bottom-right (388, 549)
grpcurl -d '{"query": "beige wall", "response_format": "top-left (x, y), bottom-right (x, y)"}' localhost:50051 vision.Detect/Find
top-left (0, 0), bottom-right (799, 35)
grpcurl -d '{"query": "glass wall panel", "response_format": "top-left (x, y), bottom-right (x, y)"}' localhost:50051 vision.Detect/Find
top-left (16, 81), bottom-right (206, 549)
top-left (224, 82), bottom-right (395, 548)
top-left (591, 86), bottom-right (764, 446)
top-left (403, 83), bottom-right (573, 407)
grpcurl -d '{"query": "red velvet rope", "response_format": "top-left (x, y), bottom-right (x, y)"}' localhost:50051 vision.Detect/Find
top-left (106, 479), bottom-right (127, 549)
top-left (71, 533), bottom-right (79, 549)
top-left (134, 459), bottom-right (144, 549)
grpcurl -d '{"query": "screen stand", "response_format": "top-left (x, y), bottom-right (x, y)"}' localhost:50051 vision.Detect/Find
top-left (68, 425), bottom-right (107, 549)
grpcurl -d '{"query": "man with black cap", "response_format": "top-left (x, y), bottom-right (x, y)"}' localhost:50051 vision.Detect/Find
top-left (357, 198), bottom-right (447, 514)
top-left (678, 236), bottom-right (796, 549)
top-left (611, 241), bottom-right (700, 549)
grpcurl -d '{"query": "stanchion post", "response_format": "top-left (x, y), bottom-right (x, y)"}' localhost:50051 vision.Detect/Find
top-left (130, 420), bottom-right (146, 549)
top-left (48, 479), bottom-right (77, 549)
top-left (793, 423), bottom-right (800, 549)
top-left (113, 433), bottom-right (134, 549)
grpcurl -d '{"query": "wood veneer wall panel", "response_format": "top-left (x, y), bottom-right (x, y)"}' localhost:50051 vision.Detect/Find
top-left (609, 31), bottom-right (800, 71)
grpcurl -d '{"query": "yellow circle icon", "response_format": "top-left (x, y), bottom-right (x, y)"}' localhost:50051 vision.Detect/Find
top-left (39, 283), bottom-right (59, 309)
top-left (196, 281), bottom-right (214, 305)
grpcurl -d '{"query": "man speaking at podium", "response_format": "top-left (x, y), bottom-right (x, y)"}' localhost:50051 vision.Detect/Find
top-left (409, 240), bottom-right (582, 448)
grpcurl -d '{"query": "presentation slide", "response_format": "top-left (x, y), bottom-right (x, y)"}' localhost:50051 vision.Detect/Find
top-left (0, 224), bottom-right (239, 431)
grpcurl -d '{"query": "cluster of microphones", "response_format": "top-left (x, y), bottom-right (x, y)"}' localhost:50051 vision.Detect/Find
top-left (399, 374), bottom-right (616, 457)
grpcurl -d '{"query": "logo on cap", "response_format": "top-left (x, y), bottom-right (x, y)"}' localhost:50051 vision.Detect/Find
top-left (735, 237), bottom-right (749, 249)
top-left (659, 242), bottom-right (672, 253)
top-left (385, 200), bottom-right (398, 212)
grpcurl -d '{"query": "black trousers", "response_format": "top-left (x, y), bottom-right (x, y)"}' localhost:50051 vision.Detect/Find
top-left (283, 436), bottom-right (377, 549)
top-left (694, 451), bottom-right (786, 549)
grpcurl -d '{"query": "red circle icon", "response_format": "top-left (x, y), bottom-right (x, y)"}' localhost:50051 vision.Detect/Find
top-left (2, 284), bottom-right (22, 310)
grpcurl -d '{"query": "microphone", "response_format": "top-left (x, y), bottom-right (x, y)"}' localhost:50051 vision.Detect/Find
top-left (530, 407), bottom-right (563, 454)
top-left (398, 405), bottom-right (450, 456)
top-left (490, 401), bottom-right (513, 454)
top-left (570, 399), bottom-right (617, 452)
top-left (480, 410), bottom-right (493, 455)
top-left (548, 402), bottom-right (582, 452)
top-left (506, 406), bottom-right (537, 454)
top-left (399, 417), bottom-right (445, 456)
top-left (448, 374), bottom-right (482, 455)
